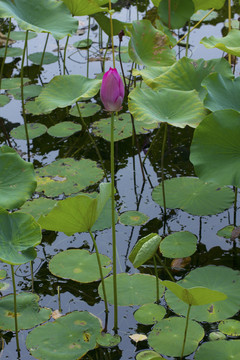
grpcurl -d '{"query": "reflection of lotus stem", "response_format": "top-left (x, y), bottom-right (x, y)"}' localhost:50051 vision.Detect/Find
top-left (89, 230), bottom-right (108, 314)
top-left (143, 126), bottom-right (161, 164)
top-left (87, 16), bottom-right (90, 78)
top-left (185, 20), bottom-right (191, 57)
top-left (11, 265), bottom-right (20, 354)
top-left (21, 30), bottom-right (30, 160)
top-left (111, 111), bottom-right (118, 331)
top-left (0, 18), bottom-right (11, 89)
top-left (63, 35), bottom-right (69, 75)
top-left (109, 0), bottom-right (115, 68)
top-left (181, 304), bottom-right (192, 360)
top-left (155, 253), bottom-right (174, 282)
top-left (228, 0), bottom-right (231, 65)
top-left (30, 261), bottom-right (34, 292)
top-left (161, 123), bottom-right (167, 219)
top-left (39, 32), bottom-right (50, 71)
top-left (153, 255), bottom-right (160, 302)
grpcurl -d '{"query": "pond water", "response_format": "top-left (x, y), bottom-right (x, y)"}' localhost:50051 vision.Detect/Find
top-left (1, 1), bottom-right (240, 359)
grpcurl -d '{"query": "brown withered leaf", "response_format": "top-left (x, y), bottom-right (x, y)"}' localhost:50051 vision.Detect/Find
top-left (0, 32), bottom-right (15, 47)
top-left (171, 257), bottom-right (191, 273)
top-left (51, 310), bottom-right (62, 320)
top-left (231, 226), bottom-right (240, 241)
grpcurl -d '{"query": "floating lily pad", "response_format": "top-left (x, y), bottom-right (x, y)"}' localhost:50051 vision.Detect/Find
top-left (136, 350), bottom-right (164, 360)
top-left (195, 340), bottom-right (240, 360)
top-left (36, 158), bottom-right (104, 197)
top-left (96, 333), bottom-right (121, 348)
top-left (10, 123), bottom-right (47, 140)
top-left (47, 122), bottom-right (82, 138)
top-left (219, 320), bottom-right (240, 337)
top-left (1, 77), bottom-right (30, 90)
top-left (160, 231), bottom-right (197, 258)
top-left (70, 102), bottom-right (101, 118)
top-left (134, 303), bottom-right (166, 325)
top-left (0, 270), bottom-right (6, 280)
top-left (217, 225), bottom-right (235, 239)
top-left (191, 9), bottom-right (218, 21)
top-left (26, 311), bottom-right (102, 360)
top-left (28, 52), bottom-right (58, 65)
top-left (119, 210), bottom-right (149, 226)
top-left (9, 31), bottom-right (37, 40)
top-left (148, 317), bottom-right (204, 357)
top-left (129, 233), bottom-right (162, 268)
top-left (0, 292), bottom-right (51, 330)
top-left (18, 198), bottom-right (57, 221)
top-left (73, 39), bottom-right (92, 49)
top-left (49, 249), bottom-right (112, 283)
top-left (209, 331), bottom-right (226, 341)
top-left (0, 94), bottom-right (10, 107)
top-left (165, 265), bottom-right (240, 322)
top-left (92, 113), bottom-right (157, 142)
top-left (201, 29), bottom-right (240, 56)
top-left (8, 84), bottom-right (42, 100)
top-left (152, 177), bottom-right (234, 216)
top-left (98, 273), bottom-right (165, 306)
top-left (0, 47), bottom-right (23, 57)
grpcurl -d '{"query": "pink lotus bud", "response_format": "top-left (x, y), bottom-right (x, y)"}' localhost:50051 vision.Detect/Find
top-left (100, 67), bottom-right (125, 112)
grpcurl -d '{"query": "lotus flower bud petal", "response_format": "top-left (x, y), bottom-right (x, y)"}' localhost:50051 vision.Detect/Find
top-left (100, 67), bottom-right (125, 112)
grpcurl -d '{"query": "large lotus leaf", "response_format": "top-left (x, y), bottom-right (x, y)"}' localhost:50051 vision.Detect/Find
top-left (152, 177), bottom-right (234, 216)
top-left (148, 317), bottom-right (204, 357)
top-left (34, 75), bottom-right (101, 114)
top-left (158, 0), bottom-right (195, 29)
top-left (92, 113), bottom-right (158, 142)
top-left (98, 273), bottom-right (165, 306)
top-left (26, 311), bottom-right (102, 360)
top-left (36, 158), bottom-right (104, 197)
top-left (160, 231), bottom-right (197, 258)
top-left (200, 29), bottom-right (240, 56)
top-left (195, 340), bottom-right (240, 360)
top-left (0, 147), bottom-right (37, 209)
top-left (93, 13), bottom-right (128, 36)
top-left (0, 292), bottom-right (51, 330)
top-left (18, 198), bottom-right (57, 221)
top-left (132, 66), bottom-right (171, 88)
top-left (190, 110), bottom-right (240, 187)
top-left (150, 57), bottom-right (233, 100)
top-left (127, 20), bottom-right (176, 67)
top-left (202, 74), bottom-right (240, 112)
top-left (38, 182), bottom-right (111, 235)
top-left (165, 265), bottom-right (240, 322)
top-left (192, 0), bottom-right (225, 10)
top-left (129, 233), bottom-right (162, 268)
top-left (0, 0), bottom-right (78, 40)
top-left (0, 210), bottom-right (41, 265)
top-left (128, 87), bottom-right (206, 128)
top-left (62, 0), bottom-right (107, 16)
top-left (49, 249), bottom-right (112, 283)
top-left (10, 123), bottom-right (47, 140)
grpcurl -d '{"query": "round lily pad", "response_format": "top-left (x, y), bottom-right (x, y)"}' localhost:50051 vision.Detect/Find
top-left (0, 94), bottom-right (10, 107)
top-left (8, 84), bottom-right (42, 100)
top-left (49, 249), bottom-right (112, 283)
top-left (191, 9), bottom-right (218, 21)
top-left (0, 47), bottom-right (23, 57)
top-left (36, 158), bottom-right (104, 197)
top-left (136, 350), bottom-right (164, 360)
top-left (0, 292), bottom-right (51, 330)
top-left (28, 52), bottom-right (58, 65)
top-left (152, 177), bottom-right (234, 216)
top-left (148, 317), bottom-right (204, 357)
top-left (10, 123), bottom-right (47, 140)
top-left (98, 273), bottom-right (165, 306)
top-left (195, 340), bottom-right (240, 360)
top-left (18, 198), bottom-right (57, 221)
top-left (0, 270), bottom-right (6, 280)
top-left (26, 311), bottom-right (102, 360)
top-left (160, 231), bottom-right (197, 258)
top-left (219, 320), bottom-right (240, 336)
top-left (134, 303), bottom-right (166, 325)
top-left (9, 31), bottom-right (37, 40)
top-left (119, 211), bottom-right (149, 226)
top-left (73, 39), bottom-right (92, 48)
top-left (209, 331), bottom-right (226, 341)
top-left (47, 121), bottom-right (82, 138)
top-left (1, 77), bottom-right (30, 90)
top-left (96, 333), bottom-right (121, 347)
top-left (70, 102), bottom-right (101, 118)
top-left (165, 265), bottom-right (240, 322)
top-left (217, 225), bottom-right (235, 239)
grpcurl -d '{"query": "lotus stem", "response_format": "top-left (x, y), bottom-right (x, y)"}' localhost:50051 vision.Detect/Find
top-left (63, 35), bottom-right (69, 75)
top-left (234, 187), bottom-right (237, 227)
top-left (57, 286), bottom-right (62, 313)
top-left (0, 17), bottom-right (11, 89)
top-left (153, 255), bottom-right (160, 303)
top-left (181, 304), bottom-right (192, 360)
top-left (21, 29), bottom-right (30, 160)
top-left (89, 230), bottom-right (108, 314)
top-left (161, 123), bottom-right (168, 219)
top-left (39, 32), bottom-right (50, 71)
top-left (168, 0), bottom-right (171, 29)
top-left (109, 0), bottom-right (115, 68)
top-left (87, 16), bottom-right (90, 78)
top-left (155, 253), bottom-right (175, 282)
top-left (130, 114), bottom-right (146, 182)
top-left (228, 0), bottom-right (231, 65)
top-left (30, 261), bottom-right (34, 292)
top-left (143, 126), bottom-right (161, 164)
top-left (11, 265), bottom-right (20, 354)
top-left (111, 111), bottom-right (118, 331)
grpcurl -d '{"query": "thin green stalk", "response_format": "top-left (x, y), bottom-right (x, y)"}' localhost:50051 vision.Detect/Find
top-left (130, 114), bottom-right (145, 182)
top-left (11, 265), bottom-right (20, 354)
top-left (109, 0), bottom-right (115, 68)
top-left (21, 30), bottom-right (30, 159)
top-left (181, 304), bottom-right (192, 360)
top-left (75, 102), bottom-right (108, 180)
top-left (102, 36), bottom-right (110, 73)
top-left (30, 261), bottom-right (34, 292)
top-left (87, 16), bottom-right (90, 77)
top-left (155, 253), bottom-right (174, 281)
top-left (168, 0), bottom-right (171, 29)
top-left (118, 37), bottom-right (127, 91)
top-left (0, 17), bottom-right (11, 89)
top-left (111, 111), bottom-right (118, 332)
top-left (63, 35), bottom-right (69, 75)
top-left (153, 255), bottom-right (160, 303)
top-left (89, 230), bottom-right (108, 314)
top-left (57, 286), bottom-right (62, 313)
top-left (228, 0), bottom-right (231, 65)
top-left (143, 126), bottom-right (161, 164)
top-left (234, 187), bottom-right (237, 227)
top-left (39, 32), bottom-right (50, 71)
top-left (185, 20), bottom-right (191, 57)
top-left (161, 123), bottom-right (168, 219)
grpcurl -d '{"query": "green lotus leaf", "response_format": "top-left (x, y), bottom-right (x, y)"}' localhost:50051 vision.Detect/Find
top-left (190, 110), bottom-right (240, 187)
top-left (18, 198), bottom-right (57, 221)
top-left (191, 9), bottom-right (218, 21)
top-left (134, 303), bottom-right (166, 325)
top-left (70, 102), bottom-right (101, 118)
top-left (165, 265), bottom-right (240, 322)
top-left (127, 20), bottom-right (176, 67)
top-left (219, 320), bottom-right (240, 337)
top-left (93, 13), bottom-right (127, 36)
top-left (62, 0), bottom-right (107, 16)
top-left (8, 84), bottom-right (42, 100)
top-left (10, 123), bottom-right (47, 140)
top-left (26, 311), bottom-right (102, 360)
top-left (1, 77), bottom-right (30, 90)
top-left (0, 94), bottom-right (10, 107)
top-left (96, 333), bottom-right (121, 348)
top-left (209, 331), bottom-right (226, 341)
top-left (128, 87), bottom-right (206, 128)
top-left (0, 0), bottom-right (78, 40)
top-left (119, 210), bottom-right (149, 226)
top-left (217, 225), bottom-right (235, 239)
top-left (73, 39), bottom-right (92, 49)
top-left (129, 233), bottom-right (162, 268)
top-left (148, 317), bottom-right (204, 357)
top-left (116, 46), bottom-right (132, 63)
top-left (152, 177), bottom-right (234, 216)
top-left (28, 52), bottom-right (58, 65)
top-left (132, 66), bottom-right (170, 88)
top-left (158, 0), bottom-right (195, 29)
top-left (0, 292), bottom-right (51, 330)
top-left (36, 158), bottom-right (104, 197)
top-left (0, 47), bottom-right (23, 57)
top-left (9, 31), bottom-right (37, 40)
top-left (99, 273), bottom-right (165, 306)
top-left (195, 340), bottom-right (240, 360)
top-left (47, 121), bottom-right (82, 138)
top-left (160, 231), bottom-right (197, 258)
top-left (136, 350), bottom-right (164, 360)
top-left (0, 210), bottom-right (41, 265)
top-left (200, 29), bottom-right (240, 56)
top-left (192, 0), bottom-right (225, 10)
top-left (35, 75), bottom-right (101, 113)
top-left (0, 146), bottom-right (37, 209)
top-left (49, 249), bottom-right (112, 283)
top-left (0, 270), bottom-right (6, 280)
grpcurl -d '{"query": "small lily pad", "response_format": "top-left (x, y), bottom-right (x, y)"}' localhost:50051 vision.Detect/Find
top-left (160, 231), bottom-right (197, 258)
top-left (8, 84), bottom-right (42, 100)
top-left (49, 249), bottom-right (112, 283)
top-left (10, 123), bottom-right (47, 140)
top-left (136, 350), bottom-right (164, 360)
top-left (0, 270), bottom-right (6, 280)
top-left (18, 198), bottom-right (57, 221)
top-left (119, 211), bottom-right (149, 226)
top-left (9, 31), bottom-right (37, 40)
top-left (47, 121), bottom-right (82, 137)
top-left (195, 340), bottom-right (240, 360)
top-left (219, 320), bottom-right (240, 337)
top-left (209, 331), bottom-right (226, 341)
top-left (70, 102), bottom-right (101, 117)
top-left (0, 94), bottom-right (10, 107)
top-left (73, 39), bottom-right (92, 48)
top-left (191, 9), bottom-right (218, 21)
top-left (28, 52), bottom-right (58, 65)
top-left (217, 225), bottom-right (235, 239)
top-left (1, 77), bottom-right (30, 90)
top-left (134, 303), bottom-right (166, 325)
top-left (0, 47), bottom-right (23, 57)
top-left (96, 333), bottom-right (121, 348)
